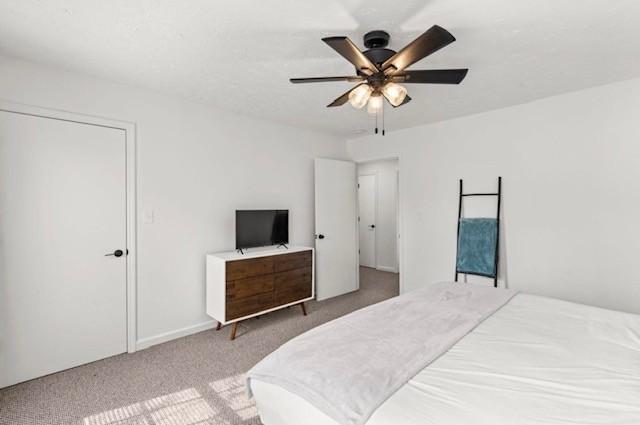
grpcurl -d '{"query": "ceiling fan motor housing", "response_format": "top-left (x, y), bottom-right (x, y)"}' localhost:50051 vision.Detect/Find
top-left (362, 30), bottom-right (396, 71)
top-left (363, 30), bottom-right (390, 48)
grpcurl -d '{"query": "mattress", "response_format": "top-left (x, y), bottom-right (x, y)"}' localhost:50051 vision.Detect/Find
top-left (252, 293), bottom-right (640, 425)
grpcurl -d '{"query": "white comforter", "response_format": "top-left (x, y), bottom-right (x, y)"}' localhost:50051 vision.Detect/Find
top-left (252, 293), bottom-right (640, 425)
top-left (248, 282), bottom-right (516, 425)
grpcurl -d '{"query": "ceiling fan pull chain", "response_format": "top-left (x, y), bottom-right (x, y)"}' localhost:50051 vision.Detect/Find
top-left (375, 111), bottom-right (378, 134)
top-left (382, 102), bottom-right (386, 136)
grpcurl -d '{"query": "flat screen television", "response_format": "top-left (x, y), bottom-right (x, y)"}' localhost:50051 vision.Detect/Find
top-left (235, 210), bottom-right (289, 250)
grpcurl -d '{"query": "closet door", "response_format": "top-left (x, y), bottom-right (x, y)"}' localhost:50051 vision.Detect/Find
top-left (0, 111), bottom-right (127, 388)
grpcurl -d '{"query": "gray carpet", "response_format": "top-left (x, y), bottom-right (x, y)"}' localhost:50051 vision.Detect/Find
top-left (0, 267), bottom-right (399, 425)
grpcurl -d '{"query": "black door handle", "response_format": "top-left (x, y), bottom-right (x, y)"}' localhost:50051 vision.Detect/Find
top-left (369, 225), bottom-right (375, 229)
top-left (316, 234), bottom-right (325, 239)
top-left (105, 249), bottom-right (124, 257)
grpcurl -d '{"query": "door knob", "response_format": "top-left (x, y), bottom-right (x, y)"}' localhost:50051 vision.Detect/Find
top-left (368, 225), bottom-right (375, 229)
top-left (105, 249), bottom-right (124, 257)
top-left (316, 234), bottom-right (325, 239)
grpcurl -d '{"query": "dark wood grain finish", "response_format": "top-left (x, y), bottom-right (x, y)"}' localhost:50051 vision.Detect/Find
top-left (230, 322), bottom-right (238, 340)
top-left (226, 292), bottom-right (275, 321)
top-left (274, 250), bottom-right (312, 272)
top-left (224, 249), bottom-right (312, 325)
top-left (274, 267), bottom-right (312, 305)
top-left (226, 274), bottom-right (274, 301)
top-left (226, 256), bottom-right (274, 281)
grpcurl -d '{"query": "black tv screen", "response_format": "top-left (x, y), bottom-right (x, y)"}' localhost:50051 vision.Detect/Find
top-left (235, 210), bottom-right (289, 249)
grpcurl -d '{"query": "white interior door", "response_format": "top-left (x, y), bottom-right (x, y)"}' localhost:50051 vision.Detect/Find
top-left (0, 110), bottom-right (128, 388)
top-left (358, 175), bottom-right (376, 268)
top-left (314, 158), bottom-right (358, 301)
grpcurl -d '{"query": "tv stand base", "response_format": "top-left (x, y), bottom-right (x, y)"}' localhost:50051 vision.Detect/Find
top-left (222, 302), bottom-right (307, 340)
top-left (206, 246), bottom-right (314, 341)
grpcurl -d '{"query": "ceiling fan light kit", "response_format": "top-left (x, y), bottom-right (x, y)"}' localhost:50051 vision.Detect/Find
top-left (381, 82), bottom-right (407, 107)
top-left (367, 94), bottom-right (383, 115)
top-left (348, 84), bottom-right (373, 109)
top-left (290, 25), bottom-right (468, 135)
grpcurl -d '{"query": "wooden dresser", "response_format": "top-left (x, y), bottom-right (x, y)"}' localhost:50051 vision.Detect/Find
top-left (206, 246), bottom-right (314, 339)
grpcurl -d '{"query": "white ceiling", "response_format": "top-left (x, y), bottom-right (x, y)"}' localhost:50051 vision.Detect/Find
top-left (1, 0), bottom-right (640, 137)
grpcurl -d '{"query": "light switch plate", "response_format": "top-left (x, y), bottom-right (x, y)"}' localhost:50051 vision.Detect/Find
top-left (143, 209), bottom-right (154, 224)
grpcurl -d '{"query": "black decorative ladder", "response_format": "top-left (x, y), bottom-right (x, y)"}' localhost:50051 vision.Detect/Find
top-left (454, 177), bottom-right (502, 287)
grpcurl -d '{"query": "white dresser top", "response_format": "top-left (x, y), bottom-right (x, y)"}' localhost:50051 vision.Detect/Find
top-left (207, 245), bottom-right (313, 261)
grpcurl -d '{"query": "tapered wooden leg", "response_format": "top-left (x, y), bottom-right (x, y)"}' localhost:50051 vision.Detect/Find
top-left (216, 321), bottom-right (222, 331)
top-left (230, 322), bottom-right (238, 340)
top-left (300, 302), bottom-right (307, 316)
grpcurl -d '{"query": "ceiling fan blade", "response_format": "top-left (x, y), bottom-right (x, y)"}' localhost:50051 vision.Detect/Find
top-left (322, 36), bottom-right (378, 75)
top-left (381, 25), bottom-right (456, 74)
top-left (327, 83), bottom-right (364, 107)
top-left (384, 94), bottom-right (412, 108)
top-left (290, 76), bottom-right (364, 84)
top-left (394, 69), bottom-right (468, 84)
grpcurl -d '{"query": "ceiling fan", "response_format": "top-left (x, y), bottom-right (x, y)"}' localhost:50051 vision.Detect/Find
top-left (290, 25), bottom-right (468, 133)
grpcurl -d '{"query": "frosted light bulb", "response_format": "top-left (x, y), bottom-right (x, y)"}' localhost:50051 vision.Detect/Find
top-left (367, 94), bottom-right (383, 115)
top-left (382, 82), bottom-right (407, 106)
top-left (348, 84), bottom-right (373, 109)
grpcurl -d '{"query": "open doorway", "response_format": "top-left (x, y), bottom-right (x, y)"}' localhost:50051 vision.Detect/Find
top-left (357, 158), bottom-right (400, 295)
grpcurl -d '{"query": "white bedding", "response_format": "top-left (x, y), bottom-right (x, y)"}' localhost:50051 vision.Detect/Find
top-left (252, 293), bottom-right (640, 425)
top-left (248, 282), bottom-right (515, 425)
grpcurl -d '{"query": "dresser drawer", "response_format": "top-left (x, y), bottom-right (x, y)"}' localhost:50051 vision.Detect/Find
top-left (226, 274), bottom-right (274, 302)
top-left (274, 250), bottom-right (312, 272)
top-left (226, 256), bottom-right (274, 281)
top-left (274, 268), bottom-right (312, 305)
top-left (226, 292), bottom-right (274, 321)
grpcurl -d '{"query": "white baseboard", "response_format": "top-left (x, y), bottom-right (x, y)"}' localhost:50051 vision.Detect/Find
top-left (136, 319), bottom-right (217, 351)
top-left (376, 265), bottom-right (399, 273)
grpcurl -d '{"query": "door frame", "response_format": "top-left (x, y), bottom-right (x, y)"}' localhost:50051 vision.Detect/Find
top-left (0, 99), bottom-right (138, 353)
top-left (357, 173), bottom-right (377, 268)
top-left (355, 157), bottom-right (403, 293)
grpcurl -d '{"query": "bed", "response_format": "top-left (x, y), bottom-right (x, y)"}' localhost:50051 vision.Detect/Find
top-left (247, 283), bottom-right (640, 425)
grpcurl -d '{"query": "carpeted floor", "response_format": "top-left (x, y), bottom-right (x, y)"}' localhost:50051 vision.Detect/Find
top-left (0, 267), bottom-right (398, 425)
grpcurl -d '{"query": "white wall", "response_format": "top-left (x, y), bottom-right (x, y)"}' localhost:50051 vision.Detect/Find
top-left (348, 77), bottom-right (640, 314)
top-left (358, 159), bottom-right (398, 273)
top-left (0, 55), bottom-right (346, 347)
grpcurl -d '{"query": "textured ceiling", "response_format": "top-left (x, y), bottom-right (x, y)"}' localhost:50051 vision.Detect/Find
top-left (1, 0), bottom-right (640, 137)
